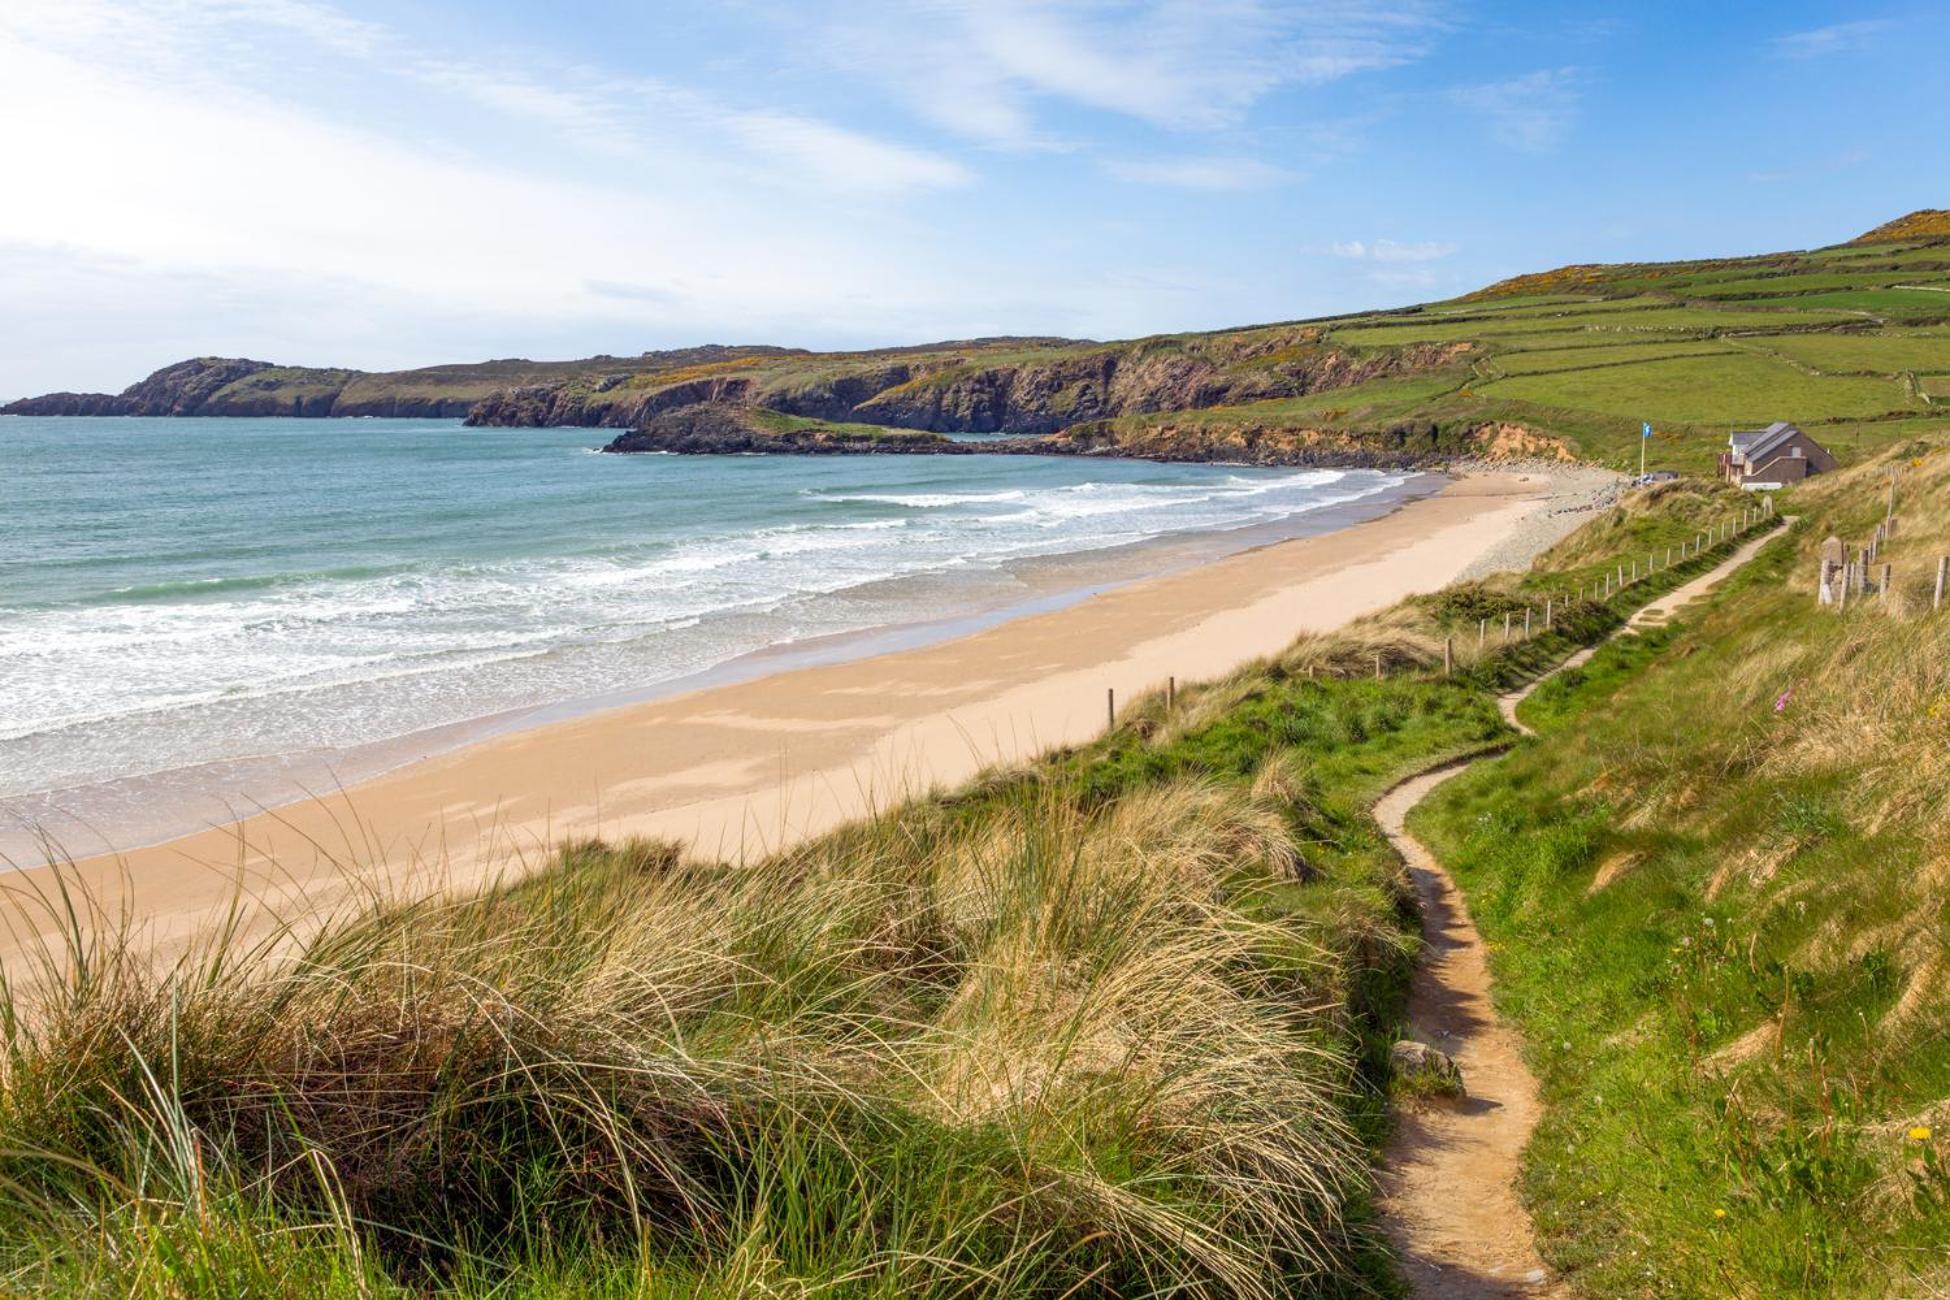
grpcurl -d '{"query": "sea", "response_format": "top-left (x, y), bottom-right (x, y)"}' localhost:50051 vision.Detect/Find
top-left (0, 417), bottom-right (1432, 859)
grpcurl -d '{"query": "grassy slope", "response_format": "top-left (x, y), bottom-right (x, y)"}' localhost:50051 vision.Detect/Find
top-left (1090, 225), bottom-right (1950, 472)
top-left (0, 484), bottom-right (1787, 1298)
top-left (1409, 440), bottom-right (1950, 1296)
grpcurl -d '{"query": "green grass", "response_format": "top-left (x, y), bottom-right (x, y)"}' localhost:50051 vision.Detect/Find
top-left (1481, 340), bottom-right (1741, 376)
top-left (1745, 333), bottom-right (1950, 374)
top-left (1406, 442), bottom-right (1950, 1296)
top-left (1477, 352), bottom-right (1923, 425)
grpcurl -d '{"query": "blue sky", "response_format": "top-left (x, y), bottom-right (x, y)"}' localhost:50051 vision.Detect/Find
top-left (1, 0), bottom-right (1944, 395)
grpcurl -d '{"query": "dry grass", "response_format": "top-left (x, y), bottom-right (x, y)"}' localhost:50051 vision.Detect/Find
top-left (0, 776), bottom-right (1380, 1297)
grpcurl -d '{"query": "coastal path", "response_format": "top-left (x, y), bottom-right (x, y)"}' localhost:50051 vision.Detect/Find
top-left (1372, 522), bottom-right (1792, 1298)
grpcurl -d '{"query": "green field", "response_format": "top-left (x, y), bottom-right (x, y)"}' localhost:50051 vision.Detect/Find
top-left (1482, 340), bottom-right (1740, 376)
top-left (1745, 333), bottom-right (1950, 373)
top-left (1477, 352), bottom-right (1922, 425)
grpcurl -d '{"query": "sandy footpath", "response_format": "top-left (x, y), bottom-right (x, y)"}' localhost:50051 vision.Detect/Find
top-left (0, 469), bottom-right (1607, 963)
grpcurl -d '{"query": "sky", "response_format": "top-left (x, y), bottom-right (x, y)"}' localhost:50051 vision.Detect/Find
top-left (1, 0), bottom-right (1945, 396)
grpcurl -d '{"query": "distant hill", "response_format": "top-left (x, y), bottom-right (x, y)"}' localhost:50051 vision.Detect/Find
top-left (8, 212), bottom-right (1948, 472)
top-left (1850, 208), bottom-right (1950, 244)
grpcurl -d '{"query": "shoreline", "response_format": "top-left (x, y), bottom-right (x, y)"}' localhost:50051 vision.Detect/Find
top-left (2, 467), bottom-right (1442, 864)
top-left (0, 466), bottom-right (1616, 965)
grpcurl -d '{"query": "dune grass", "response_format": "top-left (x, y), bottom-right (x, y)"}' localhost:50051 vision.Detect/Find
top-left (0, 681), bottom-right (1508, 1297)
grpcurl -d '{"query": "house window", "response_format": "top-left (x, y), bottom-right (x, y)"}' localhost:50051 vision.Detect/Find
top-left (1792, 446), bottom-right (1803, 458)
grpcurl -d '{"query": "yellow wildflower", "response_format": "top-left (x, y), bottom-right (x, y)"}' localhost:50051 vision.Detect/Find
top-left (1910, 1126), bottom-right (1933, 1142)
top-left (1713, 1208), bottom-right (1728, 1220)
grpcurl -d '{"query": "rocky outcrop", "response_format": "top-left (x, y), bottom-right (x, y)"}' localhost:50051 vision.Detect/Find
top-left (602, 404), bottom-right (972, 455)
top-left (3, 357), bottom-right (276, 417)
top-left (468, 375), bottom-right (760, 429)
top-left (1039, 416), bottom-right (1478, 468)
top-left (122, 357), bottom-right (278, 414)
top-left (1, 390), bottom-right (139, 416)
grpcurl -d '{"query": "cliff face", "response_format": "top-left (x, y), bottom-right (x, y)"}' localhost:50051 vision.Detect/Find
top-left (467, 332), bottom-right (1464, 437)
top-left (846, 338), bottom-right (1462, 435)
top-left (467, 375), bottom-right (761, 428)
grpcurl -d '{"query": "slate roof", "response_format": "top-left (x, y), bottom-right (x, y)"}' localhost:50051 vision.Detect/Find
top-left (1729, 421), bottom-right (1799, 464)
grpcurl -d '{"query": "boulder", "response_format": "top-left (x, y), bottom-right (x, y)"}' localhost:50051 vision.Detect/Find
top-left (1391, 1039), bottom-right (1466, 1097)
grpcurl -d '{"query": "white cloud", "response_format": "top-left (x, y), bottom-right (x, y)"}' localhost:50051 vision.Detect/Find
top-left (1453, 68), bottom-right (1581, 152)
top-left (0, 0), bottom-right (970, 197)
top-left (724, 112), bottom-right (974, 194)
top-left (1770, 20), bottom-right (1895, 59)
top-left (1104, 156), bottom-right (1291, 190)
top-left (1331, 238), bottom-right (1457, 262)
top-left (812, 0), bottom-right (1446, 146)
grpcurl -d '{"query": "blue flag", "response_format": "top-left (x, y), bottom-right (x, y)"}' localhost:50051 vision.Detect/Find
top-left (1642, 421), bottom-right (1652, 439)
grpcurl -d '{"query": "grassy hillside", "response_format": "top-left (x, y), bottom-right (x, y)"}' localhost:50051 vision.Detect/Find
top-left (1410, 441), bottom-right (1950, 1295)
top-left (1078, 223), bottom-right (1950, 474)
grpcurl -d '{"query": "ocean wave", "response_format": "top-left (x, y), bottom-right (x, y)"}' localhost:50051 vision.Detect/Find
top-left (2, 454), bottom-right (1416, 797)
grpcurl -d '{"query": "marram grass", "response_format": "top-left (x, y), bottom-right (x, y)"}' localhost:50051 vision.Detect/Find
top-left (0, 775), bottom-right (1397, 1298)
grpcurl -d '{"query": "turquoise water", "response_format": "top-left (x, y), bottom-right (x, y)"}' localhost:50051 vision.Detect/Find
top-left (0, 416), bottom-right (1416, 852)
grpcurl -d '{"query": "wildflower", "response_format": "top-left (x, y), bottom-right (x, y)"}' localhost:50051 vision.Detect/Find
top-left (1774, 689), bottom-right (1792, 715)
top-left (1713, 1208), bottom-right (1728, 1220)
top-left (1910, 1126), bottom-right (1933, 1142)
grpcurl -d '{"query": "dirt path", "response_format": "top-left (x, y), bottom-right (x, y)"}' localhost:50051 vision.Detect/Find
top-left (1373, 521), bottom-right (1790, 1298)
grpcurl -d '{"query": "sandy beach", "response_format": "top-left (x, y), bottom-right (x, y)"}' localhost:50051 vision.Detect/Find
top-left (1, 467), bottom-right (1611, 964)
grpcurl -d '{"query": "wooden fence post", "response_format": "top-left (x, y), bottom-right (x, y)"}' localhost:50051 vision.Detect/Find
top-left (1503, 611), bottom-right (1511, 642)
top-left (1479, 617), bottom-right (1487, 649)
top-left (1107, 688), bottom-right (1115, 730)
top-left (1880, 563), bottom-right (1892, 605)
top-left (1168, 676), bottom-right (1176, 712)
top-left (1934, 556), bottom-right (1948, 611)
top-left (1545, 597), bottom-right (1553, 629)
top-left (1525, 607), bottom-right (1532, 636)
top-left (1443, 637), bottom-right (1453, 677)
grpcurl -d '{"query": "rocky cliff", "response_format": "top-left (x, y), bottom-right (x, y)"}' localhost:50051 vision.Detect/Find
top-left (469, 331), bottom-right (1465, 437)
top-left (601, 403), bottom-right (975, 455)
top-left (4, 357), bottom-right (276, 416)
